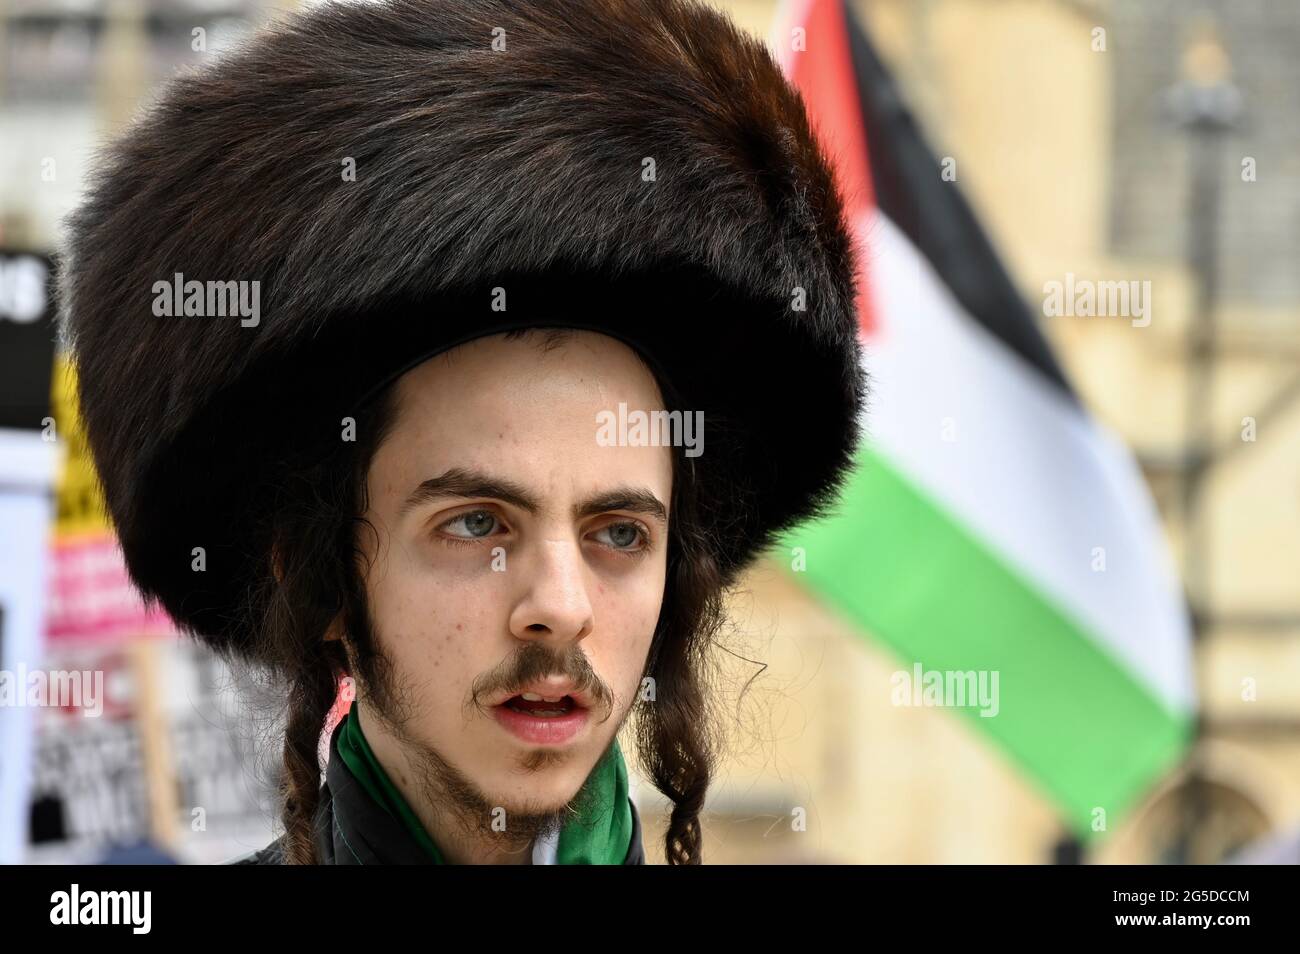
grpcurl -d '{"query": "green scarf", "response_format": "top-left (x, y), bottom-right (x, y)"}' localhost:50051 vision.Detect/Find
top-left (335, 707), bottom-right (632, 864)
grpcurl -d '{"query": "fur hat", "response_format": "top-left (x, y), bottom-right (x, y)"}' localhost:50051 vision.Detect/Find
top-left (57, 0), bottom-right (866, 655)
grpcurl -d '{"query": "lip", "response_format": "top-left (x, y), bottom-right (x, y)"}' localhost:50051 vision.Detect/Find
top-left (490, 681), bottom-right (593, 710)
top-left (492, 699), bottom-right (590, 746)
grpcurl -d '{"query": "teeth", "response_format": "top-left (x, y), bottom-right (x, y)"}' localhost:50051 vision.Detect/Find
top-left (519, 691), bottom-right (567, 703)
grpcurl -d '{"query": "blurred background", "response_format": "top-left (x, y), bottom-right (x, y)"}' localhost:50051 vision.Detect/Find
top-left (1, 0), bottom-right (1297, 864)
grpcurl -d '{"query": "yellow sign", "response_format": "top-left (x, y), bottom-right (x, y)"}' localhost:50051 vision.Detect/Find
top-left (50, 354), bottom-right (112, 537)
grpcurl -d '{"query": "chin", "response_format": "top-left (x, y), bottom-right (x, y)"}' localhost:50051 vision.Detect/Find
top-left (481, 758), bottom-right (590, 809)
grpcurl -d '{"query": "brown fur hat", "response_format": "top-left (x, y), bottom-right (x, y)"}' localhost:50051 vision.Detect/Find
top-left (56, 0), bottom-right (866, 653)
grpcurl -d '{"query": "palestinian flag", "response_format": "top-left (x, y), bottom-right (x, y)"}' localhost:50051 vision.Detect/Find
top-left (771, 0), bottom-right (1195, 839)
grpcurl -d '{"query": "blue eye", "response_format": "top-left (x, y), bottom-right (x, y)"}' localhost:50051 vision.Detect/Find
top-left (439, 510), bottom-right (501, 540)
top-left (434, 511), bottom-right (650, 559)
top-left (594, 521), bottom-right (648, 552)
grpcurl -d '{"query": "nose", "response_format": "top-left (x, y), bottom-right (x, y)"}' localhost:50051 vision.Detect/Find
top-left (507, 537), bottom-right (595, 645)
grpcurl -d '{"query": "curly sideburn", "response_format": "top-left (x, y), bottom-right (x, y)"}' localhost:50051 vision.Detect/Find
top-left (250, 329), bottom-right (728, 864)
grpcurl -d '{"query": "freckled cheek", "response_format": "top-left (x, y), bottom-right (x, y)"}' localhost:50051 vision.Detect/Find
top-left (375, 583), bottom-right (482, 686)
top-left (591, 589), bottom-right (663, 690)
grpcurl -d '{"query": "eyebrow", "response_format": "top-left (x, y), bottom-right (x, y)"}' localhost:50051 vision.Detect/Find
top-left (398, 466), bottom-right (669, 526)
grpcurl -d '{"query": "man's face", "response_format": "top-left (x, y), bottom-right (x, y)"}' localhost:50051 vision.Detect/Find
top-left (353, 329), bottom-right (671, 830)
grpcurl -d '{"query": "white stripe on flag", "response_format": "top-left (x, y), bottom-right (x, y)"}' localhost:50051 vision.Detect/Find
top-left (861, 210), bottom-right (1195, 715)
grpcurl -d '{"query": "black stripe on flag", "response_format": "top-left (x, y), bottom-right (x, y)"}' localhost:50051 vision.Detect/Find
top-left (842, 2), bottom-right (1076, 401)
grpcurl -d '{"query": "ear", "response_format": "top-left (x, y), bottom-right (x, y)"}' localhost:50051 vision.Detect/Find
top-left (323, 613), bottom-right (345, 643)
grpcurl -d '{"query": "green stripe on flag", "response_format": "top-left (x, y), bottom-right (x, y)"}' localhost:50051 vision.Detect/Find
top-left (777, 448), bottom-right (1192, 839)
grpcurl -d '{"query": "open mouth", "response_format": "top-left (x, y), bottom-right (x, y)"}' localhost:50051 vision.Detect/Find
top-left (499, 694), bottom-right (581, 718)
top-left (492, 692), bottom-right (590, 745)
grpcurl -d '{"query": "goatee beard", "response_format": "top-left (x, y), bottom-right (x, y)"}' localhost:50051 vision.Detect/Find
top-left (365, 689), bottom-right (606, 853)
top-left (347, 635), bottom-right (609, 855)
top-left (342, 583), bottom-right (622, 856)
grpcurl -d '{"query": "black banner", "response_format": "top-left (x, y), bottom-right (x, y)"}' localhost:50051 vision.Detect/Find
top-left (0, 250), bottom-right (57, 432)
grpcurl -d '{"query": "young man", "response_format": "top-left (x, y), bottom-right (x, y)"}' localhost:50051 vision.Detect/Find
top-left (57, 0), bottom-right (866, 864)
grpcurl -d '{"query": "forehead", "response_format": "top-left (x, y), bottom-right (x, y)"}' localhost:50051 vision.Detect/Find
top-left (371, 330), bottom-right (675, 507)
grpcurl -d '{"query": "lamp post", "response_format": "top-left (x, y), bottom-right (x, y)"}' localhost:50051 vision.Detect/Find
top-left (1163, 16), bottom-right (1241, 864)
